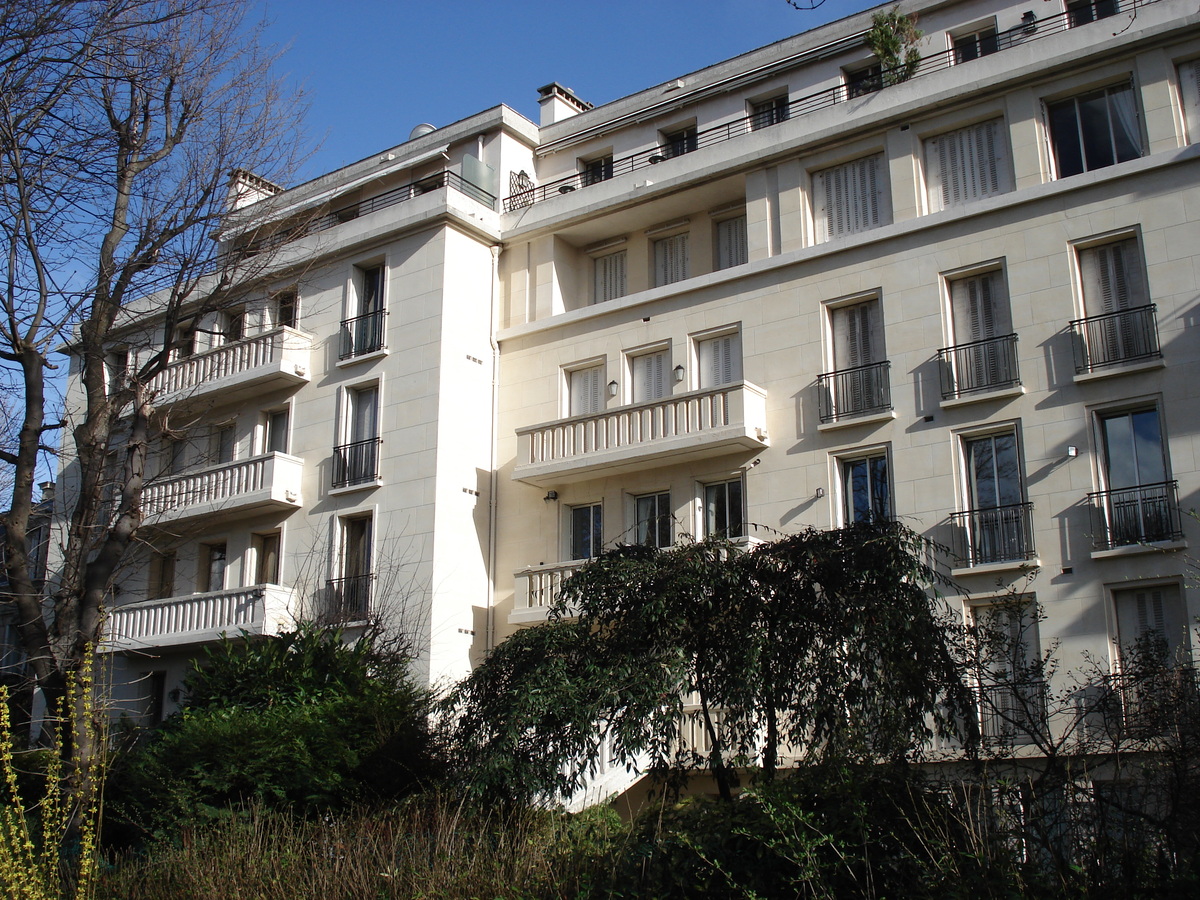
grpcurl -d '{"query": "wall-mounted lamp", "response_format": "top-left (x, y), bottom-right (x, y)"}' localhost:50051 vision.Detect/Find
top-left (607, 380), bottom-right (619, 398)
top-left (673, 364), bottom-right (685, 383)
top-left (648, 153), bottom-right (666, 164)
top-left (1067, 445), bottom-right (1079, 458)
top-left (559, 184), bottom-right (576, 194)
top-left (1021, 10), bottom-right (1037, 33)
top-left (815, 487), bottom-right (826, 499)
top-left (544, 490), bottom-right (559, 502)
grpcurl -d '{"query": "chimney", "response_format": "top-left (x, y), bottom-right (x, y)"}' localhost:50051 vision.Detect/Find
top-left (536, 83), bottom-right (593, 127)
top-left (225, 168), bottom-right (284, 212)
top-left (39, 481), bottom-right (55, 505)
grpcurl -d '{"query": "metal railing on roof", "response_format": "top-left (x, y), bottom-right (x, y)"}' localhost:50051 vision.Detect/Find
top-left (502, 0), bottom-right (1165, 213)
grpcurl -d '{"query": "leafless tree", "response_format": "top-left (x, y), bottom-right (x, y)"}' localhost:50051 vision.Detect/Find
top-left (0, 0), bottom-right (307, 776)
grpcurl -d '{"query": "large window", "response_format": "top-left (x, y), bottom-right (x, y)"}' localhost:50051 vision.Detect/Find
top-left (630, 347), bottom-right (670, 403)
top-left (593, 250), bottom-right (627, 303)
top-left (1093, 406), bottom-right (1178, 548)
top-left (635, 492), bottom-right (672, 548)
top-left (200, 543), bottom-right (227, 593)
top-left (715, 215), bottom-right (748, 270)
top-left (840, 452), bottom-right (891, 524)
top-left (208, 422), bottom-right (236, 466)
top-left (970, 599), bottom-right (1046, 742)
top-left (704, 478), bottom-right (744, 538)
top-left (568, 364), bottom-right (605, 417)
top-left (581, 155), bottom-right (614, 186)
top-left (696, 331), bottom-right (742, 389)
top-left (662, 126), bottom-right (697, 159)
top-left (750, 95), bottom-right (788, 131)
top-left (1047, 82), bottom-right (1142, 179)
top-left (149, 551), bottom-right (176, 600)
top-left (925, 119), bottom-right (1010, 212)
top-left (263, 407), bottom-right (290, 454)
top-left (653, 233), bottom-right (690, 287)
top-left (812, 154), bottom-right (888, 243)
top-left (957, 431), bottom-right (1033, 565)
top-left (941, 269), bottom-right (1018, 397)
top-left (334, 384), bottom-right (380, 488)
top-left (1073, 237), bottom-right (1158, 372)
top-left (952, 25), bottom-right (998, 63)
top-left (820, 299), bottom-right (890, 422)
top-left (330, 515), bottom-right (373, 620)
top-left (1067, 0), bottom-right (1118, 28)
top-left (1113, 584), bottom-right (1190, 666)
top-left (253, 532), bottom-right (281, 585)
top-left (570, 503), bottom-right (603, 560)
top-left (341, 264), bottom-right (386, 359)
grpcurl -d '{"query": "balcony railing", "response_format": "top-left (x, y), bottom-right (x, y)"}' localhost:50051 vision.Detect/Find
top-left (149, 327), bottom-right (311, 405)
top-left (1087, 481), bottom-right (1182, 550)
top-left (142, 452), bottom-right (303, 524)
top-left (938, 334), bottom-right (1020, 399)
top-left (332, 438), bottom-right (381, 488)
top-left (249, 170), bottom-right (496, 252)
top-left (323, 574), bottom-right (374, 623)
top-left (817, 361), bottom-right (891, 423)
top-left (339, 309), bottom-right (387, 359)
top-left (950, 502), bottom-right (1036, 567)
top-left (979, 680), bottom-right (1048, 743)
top-left (1070, 304), bottom-right (1161, 374)
top-left (103, 584), bottom-right (294, 652)
top-left (1103, 667), bottom-right (1198, 736)
top-left (512, 560), bottom-right (583, 620)
top-left (513, 381), bottom-right (769, 487)
top-left (501, 0), bottom-right (1167, 212)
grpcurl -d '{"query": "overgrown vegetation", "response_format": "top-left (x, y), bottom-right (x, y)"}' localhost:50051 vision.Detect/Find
top-left (866, 7), bottom-right (923, 86)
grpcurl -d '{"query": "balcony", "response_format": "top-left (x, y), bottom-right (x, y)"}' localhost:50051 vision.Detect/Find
top-left (938, 335), bottom-right (1020, 400)
top-left (332, 438), bottom-right (381, 489)
top-left (513, 382), bottom-right (769, 487)
top-left (149, 327), bottom-right (311, 407)
top-left (1087, 481), bottom-right (1183, 551)
top-left (1070, 304), bottom-right (1161, 375)
top-left (817, 362), bottom-right (891, 424)
top-left (1103, 667), bottom-right (1198, 737)
top-left (511, 560), bottom-right (582, 623)
top-left (322, 574), bottom-right (373, 624)
top-left (143, 452), bottom-right (303, 525)
top-left (103, 583), bottom-right (295, 652)
top-left (950, 502), bottom-right (1036, 569)
top-left (339, 310), bottom-right (387, 360)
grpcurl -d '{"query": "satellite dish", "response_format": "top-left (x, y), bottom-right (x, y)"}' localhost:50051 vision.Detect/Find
top-left (409, 123), bottom-right (436, 140)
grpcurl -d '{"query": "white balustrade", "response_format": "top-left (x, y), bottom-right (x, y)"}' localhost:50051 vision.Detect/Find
top-left (149, 327), bottom-right (310, 402)
top-left (104, 584), bottom-right (294, 650)
top-left (143, 452), bottom-right (302, 523)
top-left (511, 560), bottom-right (583, 621)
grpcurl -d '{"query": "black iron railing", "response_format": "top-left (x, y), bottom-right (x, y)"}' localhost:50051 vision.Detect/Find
top-left (339, 309), bottom-right (387, 359)
top-left (1087, 481), bottom-right (1181, 550)
top-left (1070, 304), bottom-right (1160, 373)
top-left (502, 0), bottom-right (1165, 212)
top-left (979, 680), bottom-right (1048, 742)
top-left (324, 574), bottom-right (373, 622)
top-left (938, 334), bottom-right (1020, 399)
top-left (1103, 667), bottom-right (1197, 736)
top-left (332, 437), bottom-right (381, 488)
top-left (951, 502), bottom-right (1036, 567)
top-left (817, 361), bottom-right (891, 423)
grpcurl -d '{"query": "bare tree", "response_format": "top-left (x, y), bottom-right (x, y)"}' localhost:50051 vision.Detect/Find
top-left (0, 0), bottom-right (307, 775)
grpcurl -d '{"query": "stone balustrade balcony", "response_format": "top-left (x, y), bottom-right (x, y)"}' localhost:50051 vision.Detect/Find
top-left (149, 327), bottom-right (310, 407)
top-left (102, 583), bottom-right (294, 652)
top-left (143, 452), bottom-right (303, 525)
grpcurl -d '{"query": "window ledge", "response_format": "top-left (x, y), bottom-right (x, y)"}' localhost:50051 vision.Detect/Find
top-left (817, 409), bottom-right (895, 433)
top-left (1091, 540), bottom-right (1186, 560)
top-left (329, 479), bottom-right (382, 497)
top-left (951, 558), bottom-right (1040, 578)
top-left (1073, 357), bottom-right (1164, 384)
top-left (940, 385), bottom-right (1025, 410)
top-left (336, 348), bottom-right (388, 368)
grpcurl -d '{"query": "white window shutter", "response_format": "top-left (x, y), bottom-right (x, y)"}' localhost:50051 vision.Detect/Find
top-left (925, 120), bottom-right (1009, 212)
top-left (632, 350), bottom-right (668, 401)
top-left (698, 334), bottom-right (742, 388)
top-left (1081, 239), bottom-right (1146, 314)
top-left (654, 234), bottom-right (690, 286)
top-left (716, 216), bottom-right (748, 270)
top-left (594, 250), bottom-right (627, 303)
top-left (570, 366), bottom-right (603, 416)
top-left (814, 155), bottom-right (886, 243)
top-left (1180, 60), bottom-right (1200, 144)
top-left (834, 302), bottom-right (880, 369)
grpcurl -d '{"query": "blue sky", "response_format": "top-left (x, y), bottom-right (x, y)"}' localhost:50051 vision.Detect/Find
top-left (259, 0), bottom-right (879, 183)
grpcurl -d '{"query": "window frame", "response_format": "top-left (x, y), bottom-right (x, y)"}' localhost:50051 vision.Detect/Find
top-left (811, 153), bottom-right (890, 244)
top-left (580, 153), bottom-right (614, 186)
top-left (1110, 581), bottom-right (1191, 669)
top-left (626, 342), bottom-right (672, 404)
top-left (924, 118), bottom-right (1012, 212)
top-left (563, 358), bottom-right (607, 418)
top-left (660, 124), bottom-right (698, 159)
top-left (334, 380), bottom-right (382, 489)
top-left (262, 406), bottom-right (291, 455)
top-left (592, 247), bottom-right (628, 304)
top-left (691, 326), bottom-right (743, 390)
top-left (749, 94), bottom-right (789, 131)
top-left (633, 491), bottom-right (673, 549)
top-left (652, 231), bottom-right (690, 287)
top-left (568, 501), bottom-right (604, 561)
top-left (200, 543), bottom-right (228, 594)
top-left (341, 261), bottom-right (387, 360)
top-left (702, 476), bottom-right (746, 539)
top-left (950, 21), bottom-right (999, 64)
top-left (1045, 80), bottom-right (1143, 179)
top-left (714, 213), bottom-right (749, 270)
top-left (836, 447), bottom-right (893, 525)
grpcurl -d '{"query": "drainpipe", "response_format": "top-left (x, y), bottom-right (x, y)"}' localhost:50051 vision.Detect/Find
top-left (486, 244), bottom-right (501, 654)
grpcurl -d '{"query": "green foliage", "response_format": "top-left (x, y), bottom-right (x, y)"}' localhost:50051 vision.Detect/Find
top-left (867, 7), bottom-right (923, 86)
top-left (105, 626), bottom-right (442, 847)
top-left (446, 523), bottom-right (975, 805)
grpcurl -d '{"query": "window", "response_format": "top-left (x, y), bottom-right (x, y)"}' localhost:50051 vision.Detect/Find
top-left (715, 215), bottom-right (748, 270)
top-left (593, 250), bottom-right (627, 303)
top-left (201, 544), bottom-right (227, 593)
top-left (139, 671), bottom-right (167, 726)
top-left (971, 599), bottom-right (1046, 742)
top-left (341, 265), bottom-right (385, 359)
top-left (1047, 82), bottom-right (1142, 178)
top-left (1180, 60), bottom-right (1200, 143)
top-left (1113, 585), bottom-right (1190, 666)
top-left (162, 436), bottom-right (186, 476)
top-left (750, 95), bottom-right (788, 130)
top-left (1067, 0), bottom-right (1118, 28)
top-left (635, 492), bottom-right (672, 548)
top-left (170, 323), bottom-right (195, 360)
top-left (254, 532), bottom-right (281, 584)
top-left (925, 119), bottom-right (1011, 211)
top-left (840, 452), bottom-right (891, 523)
top-left (568, 364), bottom-right (605, 417)
top-left (330, 516), bottom-right (372, 620)
top-left (1073, 237), bottom-right (1158, 372)
top-left (274, 290), bottom-right (298, 329)
top-left (209, 423), bottom-right (235, 466)
top-left (334, 384), bottom-right (380, 488)
top-left (581, 155), bottom-right (613, 186)
top-left (149, 551), bottom-right (176, 600)
top-left (105, 350), bottom-right (128, 397)
top-left (696, 331), bottom-right (742, 389)
top-left (953, 26), bottom-right (998, 63)
top-left (662, 126), bottom-right (697, 158)
top-left (1092, 406), bottom-right (1178, 548)
top-left (958, 431), bottom-right (1032, 565)
top-left (846, 63), bottom-right (882, 98)
top-left (819, 299), bottom-right (890, 422)
top-left (630, 347), bottom-right (670, 403)
top-left (941, 269), bottom-right (1018, 397)
top-left (570, 503), bottom-right (603, 560)
top-left (219, 308), bottom-right (244, 344)
top-left (263, 408), bottom-right (290, 454)
top-left (653, 233), bottom-right (690, 286)
top-left (812, 154), bottom-right (888, 243)
top-left (704, 478), bottom-right (745, 538)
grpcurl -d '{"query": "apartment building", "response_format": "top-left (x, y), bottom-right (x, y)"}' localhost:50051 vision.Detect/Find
top-left (52, 0), bottom-right (1200, 741)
